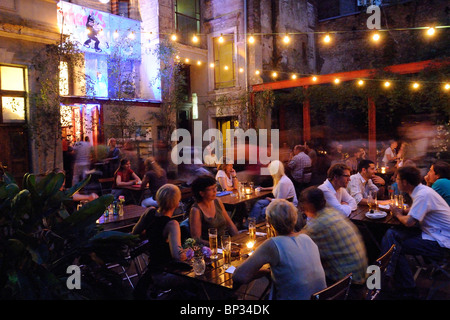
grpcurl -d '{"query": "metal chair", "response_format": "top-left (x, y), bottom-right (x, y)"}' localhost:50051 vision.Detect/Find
top-left (311, 273), bottom-right (353, 300)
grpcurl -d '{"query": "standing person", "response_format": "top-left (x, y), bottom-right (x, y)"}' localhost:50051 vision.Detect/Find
top-left (189, 175), bottom-right (239, 246)
top-left (382, 140), bottom-right (399, 168)
top-left (62, 137), bottom-right (74, 187)
top-left (72, 136), bottom-right (92, 185)
top-left (347, 159), bottom-right (386, 206)
top-left (248, 160), bottom-right (298, 224)
top-left (215, 157), bottom-right (239, 191)
top-left (287, 144), bottom-right (312, 196)
top-left (232, 199), bottom-right (327, 300)
top-left (424, 160), bottom-right (450, 206)
top-left (300, 187), bottom-right (368, 299)
top-left (140, 157), bottom-right (168, 208)
top-left (318, 163), bottom-right (357, 217)
top-left (104, 138), bottom-right (121, 177)
top-left (381, 166), bottom-right (450, 298)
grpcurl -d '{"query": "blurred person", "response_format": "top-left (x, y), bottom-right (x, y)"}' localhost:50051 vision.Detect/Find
top-left (50, 168), bottom-right (99, 203)
top-left (132, 184), bottom-right (201, 299)
top-left (318, 163), bottom-right (357, 217)
top-left (287, 144), bottom-right (312, 195)
top-left (347, 159), bottom-right (387, 206)
top-left (424, 160), bottom-right (450, 206)
top-left (232, 199), bottom-right (327, 300)
top-left (300, 187), bottom-right (368, 299)
top-left (104, 138), bottom-right (121, 177)
top-left (140, 157), bottom-right (168, 208)
top-left (72, 136), bottom-right (92, 185)
top-left (382, 140), bottom-right (399, 168)
top-left (381, 166), bottom-right (450, 298)
top-left (248, 160), bottom-right (298, 224)
top-left (215, 157), bottom-right (239, 191)
top-left (189, 175), bottom-right (239, 246)
top-left (345, 146), bottom-right (362, 174)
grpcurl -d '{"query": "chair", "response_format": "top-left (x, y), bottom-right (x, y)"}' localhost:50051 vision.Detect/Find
top-left (366, 244), bottom-right (396, 300)
top-left (99, 177), bottom-right (114, 195)
top-left (311, 273), bottom-right (353, 300)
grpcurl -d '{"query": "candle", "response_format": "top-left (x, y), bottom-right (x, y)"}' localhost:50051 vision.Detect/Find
top-left (381, 167), bottom-right (386, 174)
top-left (245, 187), bottom-right (252, 195)
top-left (246, 241), bottom-right (254, 249)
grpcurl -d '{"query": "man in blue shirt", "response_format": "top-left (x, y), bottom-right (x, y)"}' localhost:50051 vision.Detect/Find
top-left (424, 160), bottom-right (450, 206)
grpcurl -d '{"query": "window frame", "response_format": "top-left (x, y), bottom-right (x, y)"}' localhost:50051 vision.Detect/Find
top-left (174, 0), bottom-right (201, 45)
top-left (0, 64), bottom-right (27, 124)
top-left (209, 30), bottom-right (238, 91)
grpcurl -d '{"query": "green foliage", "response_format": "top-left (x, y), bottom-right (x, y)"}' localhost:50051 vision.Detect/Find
top-left (0, 171), bottom-right (139, 299)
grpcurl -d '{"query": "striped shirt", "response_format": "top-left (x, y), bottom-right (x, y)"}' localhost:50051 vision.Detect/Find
top-left (288, 152), bottom-right (312, 183)
top-left (301, 207), bottom-right (368, 284)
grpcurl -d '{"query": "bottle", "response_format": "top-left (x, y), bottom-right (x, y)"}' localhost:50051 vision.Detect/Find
top-left (113, 201), bottom-right (118, 216)
top-left (118, 202), bottom-right (124, 216)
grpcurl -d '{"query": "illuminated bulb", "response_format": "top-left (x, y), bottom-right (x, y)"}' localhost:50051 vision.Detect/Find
top-left (113, 30), bottom-right (119, 39)
top-left (197, 61), bottom-right (202, 66)
top-left (224, 65), bottom-right (229, 70)
top-left (185, 58), bottom-right (190, 63)
top-left (128, 32), bottom-right (135, 40)
top-left (218, 35), bottom-right (224, 43)
top-left (384, 81), bottom-right (391, 87)
top-left (358, 80), bottom-right (364, 86)
top-left (192, 35), bottom-right (199, 43)
top-left (246, 241), bottom-right (255, 249)
top-left (312, 76), bottom-right (317, 82)
top-left (86, 29), bottom-right (91, 35)
top-left (272, 72), bottom-right (278, 78)
top-left (171, 34), bottom-right (177, 41)
top-left (334, 78), bottom-right (340, 84)
top-left (255, 70), bottom-right (260, 75)
top-left (239, 67), bottom-right (244, 73)
top-left (248, 35), bottom-right (255, 44)
top-left (283, 34), bottom-right (290, 44)
top-left (444, 84), bottom-right (450, 90)
top-left (323, 34), bottom-right (331, 43)
top-left (209, 63), bottom-right (215, 68)
top-left (372, 33), bottom-right (380, 42)
top-left (412, 82), bottom-right (420, 89)
top-left (291, 74), bottom-right (297, 80)
top-left (426, 27), bottom-right (435, 36)
top-left (175, 55), bottom-right (180, 60)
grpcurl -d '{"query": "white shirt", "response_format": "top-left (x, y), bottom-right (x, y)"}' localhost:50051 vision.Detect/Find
top-left (347, 173), bottom-right (379, 205)
top-left (273, 175), bottom-right (298, 206)
top-left (382, 147), bottom-right (395, 166)
top-left (216, 170), bottom-right (233, 189)
top-left (318, 179), bottom-right (357, 217)
top-left (408, 184), bottom-right (450, 249)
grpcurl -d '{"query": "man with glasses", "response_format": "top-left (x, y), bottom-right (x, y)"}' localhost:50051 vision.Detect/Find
top-left (347, 159), bottom-right (386, 206)
top-left (381, 166), bottom-right (450, 298)
top-left (318, 163), bottom-right (357, 217)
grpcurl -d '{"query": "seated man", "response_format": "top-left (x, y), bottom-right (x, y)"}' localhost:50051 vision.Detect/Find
top-left (287, 144), bottom-right (312, 194)
top-left (424, 160), bottom-right (450, 206)
top-left (318, 163), bottom-right (357, 217)
top-left (347, 159), bottom-right (387, 206)
top-left (300, 187), bottom-right (368, 299)
top-left (381, 166), bottom-right (450, 298)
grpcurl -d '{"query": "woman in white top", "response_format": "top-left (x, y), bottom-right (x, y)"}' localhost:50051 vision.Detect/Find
top-left (233, 199), bottom-right (327, 300)
top-left (215, 158), bottom-right (239, 191)
top-left (248, 160), bottom-right (298, 224)
top-left (382, 140), bottom-right (398, 167)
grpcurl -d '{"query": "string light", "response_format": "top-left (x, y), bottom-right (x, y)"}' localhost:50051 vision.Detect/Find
top-left (113, 30), bottom-right (119, 39)
top-left (444, 84), bottom-right (450, 90)
top-left (209, 63), bottom-right (215, 68)
top-left (224, 65), bottom-right (229, 70)
top-left (218, 34), bottom-right (224, 43)
top-left (384, 81), bottom-right (391, 88)
top-left (334, 78), bottom-right (340, 84)
top-left (239, 67), bottom-right (244, 73)
top-left (426, 27), bottom-right (435, 36)
top-left (171, 34), bottom-right (177, 41)
top-left (272, 72), bottom-right (278, 78)
top-left (185, 58), bottom-right (189, 63)
top-left (248, 35), bottom-right (255, 44)
top-left (283, 34), bottom-right (290, 44)
top-left (197, 60), bottom-right (202, 66)
top-left (372, 32), bottom-right (381, 42)
top-left (128, 32), bottom-right (135, 40)
top-left (412, 82), bottom-right (420, 89)
top-left (357, 80), bottom-right (365, 86)
top-left (291, 74), bottom-right (297, 80)
top-left (312, 76), bottom-right (318, 82)
top-left (192, 34), bottom-right (199, 43)
top-left (323, 34), bottom-right (331, 44)
top-left (255, 70), bottom-right (260, 75)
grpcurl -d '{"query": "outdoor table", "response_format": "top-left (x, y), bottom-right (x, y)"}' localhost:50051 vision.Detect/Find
top-left (97, 204), bottom-right (148, 231)
top-left (119, 184), bottom-right (148, 205)
top-left (169, 222), bottom-right (270, 299)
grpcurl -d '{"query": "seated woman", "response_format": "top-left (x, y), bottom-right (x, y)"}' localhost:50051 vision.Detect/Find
top-left (140, 157), bottom-right (168, 208)
top-left (189, 175), bottom-right (239, 246)
top-left (232, 199), bottom-right (327, 300)
top-left (132, 184), bottom-right (193, 299)
top-left (248, 160), bottom-right (298, 224)
top-left (215, 158), bottom-right (239, 191)
top-left (112, 158), bottom-right (142, 199)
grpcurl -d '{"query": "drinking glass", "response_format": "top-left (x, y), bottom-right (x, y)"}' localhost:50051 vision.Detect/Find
top-left (249, 182), bottom-right (255, 193)
top-left (208, 228), bottom-right (218, 260)
top-left (192, 256), bottom-right (206, 276)
top-left (367, 191), bottom-right (376, 211)
top-left (221, 235), bottom-right (232, 269)
top-left (248, 217), bottom-right (256, 241)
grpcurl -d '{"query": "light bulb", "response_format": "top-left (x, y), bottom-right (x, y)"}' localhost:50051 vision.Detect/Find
top-left (384, 81), bottom-right (391, 87)
top-left (248, 35), bottom-right (255, 44)
top-left (372, 33), bottom-right (380, 42)
top-left (291, 74), bottom-right (297, 80)
top-left (426, 27), bottom-right (435, 36)
top-left (412, 82), bottom-right (420, 89)
top-left (323, 34), bottom-right (331, 43)
top-left (192, 35), bottom-right (199, 43)
top-left (171, 34), bottom-right (177, 41)
top-left (358, 80), bottom-right (364, 86)
top-left (283, 35), bottom-right (290, 44)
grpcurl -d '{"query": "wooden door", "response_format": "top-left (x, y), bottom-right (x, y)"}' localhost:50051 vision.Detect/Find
top-left (0, 125), bottom-right (29, 185)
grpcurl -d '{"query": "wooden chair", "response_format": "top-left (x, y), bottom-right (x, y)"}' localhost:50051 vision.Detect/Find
top-left (99, 177), bottom-right (115, 195)
top-left (366, 244), bottom-right (396, 300)
top-left (311, 273), bottom-right (353, 300)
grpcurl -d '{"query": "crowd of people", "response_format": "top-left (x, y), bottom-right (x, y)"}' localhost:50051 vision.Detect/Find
top-left (59, 135), bottom-right (449, 300)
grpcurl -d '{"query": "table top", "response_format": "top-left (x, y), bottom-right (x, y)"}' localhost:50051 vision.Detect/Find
top-left (349, 203), bottom-right (401, 226)
top-left (218, 190), bottom-right (272, 206)
top-left (171, 222), bottom-right (269, 291)
top-left (97, 204), bottom-right (148, 231)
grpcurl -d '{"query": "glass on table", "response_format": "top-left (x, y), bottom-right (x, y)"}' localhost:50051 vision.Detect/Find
top-left (208, 228), bottom-right (218, 260)
top-left (221, 234), bottom-right (232, 269)
top-left (367, 190), bottom-right (377, 211)
top-left (248, 217), bottom-right (256, 241)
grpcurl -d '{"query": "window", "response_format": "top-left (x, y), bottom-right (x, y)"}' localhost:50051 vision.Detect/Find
top-left (118, 0), bottom-right (129, 18)
top-left (175, 0), bottom-right (200, 44)
top-left (213, 35), bottom-right (235, 89)
top-left (0, 65), bottom-right (27, 123)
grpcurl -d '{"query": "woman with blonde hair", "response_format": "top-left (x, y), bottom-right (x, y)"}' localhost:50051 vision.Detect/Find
top-left (247, 160), bottom-right (298, 224)
top-left (141, 156), bottom-right (168, 208)
top-left (233, 199), bottom-right (326, 300)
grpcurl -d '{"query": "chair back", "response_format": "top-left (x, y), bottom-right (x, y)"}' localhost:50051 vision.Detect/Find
top-left (311, 273), bottom-right (352, 300)
top-left (366, 244), bottom-right (396, 300)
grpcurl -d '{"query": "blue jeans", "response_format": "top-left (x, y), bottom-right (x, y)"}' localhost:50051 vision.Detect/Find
top-left (381, 227), bottom-right (446, 289)
top-left (248, 199), bottom-right (271, 223)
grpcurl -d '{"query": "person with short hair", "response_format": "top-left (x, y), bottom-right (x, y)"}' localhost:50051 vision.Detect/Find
top-left (318, 163), bottom-right (357, 216)
top-left (287, 144), bottom-right (312, 193)
top-left (300, 187), bottom-right (368, 299)
top-left (381, 166), bottom-right (450, 298)
top-left (424, 160), bottom-right (450, 206)
top-left (347, 159), bottom-right (386, 206)
top-left (232, 199), bottom-right (327, 300)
